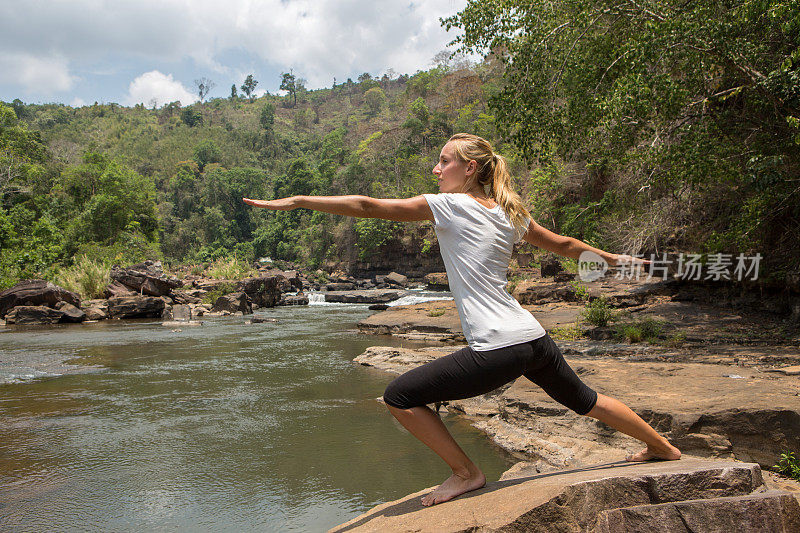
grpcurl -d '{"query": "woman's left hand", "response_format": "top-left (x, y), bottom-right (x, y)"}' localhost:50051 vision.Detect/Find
top-left (242, 197), bottom-right (299, 210)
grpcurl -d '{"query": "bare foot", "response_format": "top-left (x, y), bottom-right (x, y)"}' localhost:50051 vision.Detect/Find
top-left (626, 442), bottom-right (682, 462)
top-left (420, 470), bottom-right (486, 506)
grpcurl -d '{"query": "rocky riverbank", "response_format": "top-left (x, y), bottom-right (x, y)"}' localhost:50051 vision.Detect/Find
top-left (0, 261), bottom-right (439, 327)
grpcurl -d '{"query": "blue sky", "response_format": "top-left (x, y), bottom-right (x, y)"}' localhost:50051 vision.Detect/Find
top-left (0, 0), bottom-right (468, 107)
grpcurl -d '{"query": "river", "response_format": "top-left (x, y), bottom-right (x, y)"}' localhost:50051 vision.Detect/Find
top-left (0, 296), bottom-right (515, 532)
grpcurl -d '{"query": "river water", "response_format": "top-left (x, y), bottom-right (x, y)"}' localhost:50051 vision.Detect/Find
top-left (0, 296), bottom-right (515, 532)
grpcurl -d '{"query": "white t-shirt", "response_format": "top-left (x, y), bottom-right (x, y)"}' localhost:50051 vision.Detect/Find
top-left (423, 192), bottom-right (546, 351)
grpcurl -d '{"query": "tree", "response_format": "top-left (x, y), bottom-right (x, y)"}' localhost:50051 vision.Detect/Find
top-left (260, 103), bottom-right (275, 132)
top-left (280, 71), bottom-right (297, 107)
top-left (193, 140), bottom-right (221, 171)
top-left (364, 87), bottom-right (386, 115)
top-left (358, 72), bottom-right (372, 82)
top-left (241, 74), bottom-right (258, 102)
top-left (230, 84), bottom-right (238, 100)
top-left (444, 0), bottom-right (800, 268)
top-left (194, 77), bottom-right (215, 102)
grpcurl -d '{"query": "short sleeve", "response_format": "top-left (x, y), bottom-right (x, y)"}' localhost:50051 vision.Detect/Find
top-left (423, 193), bottom-right (455, 229)
top-left (514, 215), bottom-right (533, 243)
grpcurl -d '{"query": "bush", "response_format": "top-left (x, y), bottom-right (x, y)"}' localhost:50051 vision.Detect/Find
top-left (53, 255), bottom-right (111, 299)
top-left (773, 451), bottom-right (800, 481)
top-left (581, 296), bottom-right (615, 327)
top-left (201, 281), bottom-right (238, 305)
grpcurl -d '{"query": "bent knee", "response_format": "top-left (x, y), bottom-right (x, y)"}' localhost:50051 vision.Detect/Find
top-left (383, 380), bottom-right (408, 409)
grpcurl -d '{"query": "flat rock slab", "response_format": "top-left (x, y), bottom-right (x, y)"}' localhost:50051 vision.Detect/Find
top-left (324, 289), bottom-right (405, 304)
top-left (330, 459), bottom-right (790, 533)
top-left (357, 301), bottom-right (581, 337)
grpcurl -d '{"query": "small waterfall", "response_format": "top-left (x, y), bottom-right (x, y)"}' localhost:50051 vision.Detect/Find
top-left (307, 292), bottom-right (326, 305)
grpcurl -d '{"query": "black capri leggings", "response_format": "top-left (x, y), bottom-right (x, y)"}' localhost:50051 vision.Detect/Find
top-left (383, 333), bottom-right (598, 415)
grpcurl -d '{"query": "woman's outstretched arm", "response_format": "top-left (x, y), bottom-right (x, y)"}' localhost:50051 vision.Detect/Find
top-left (242, 195), bottom-right (434, 222)
top-left (522, 218), bottom-right (649, 266)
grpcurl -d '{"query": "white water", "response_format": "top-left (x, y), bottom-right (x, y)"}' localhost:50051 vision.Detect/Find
top-left (305, 291), bottom-right (453, 307)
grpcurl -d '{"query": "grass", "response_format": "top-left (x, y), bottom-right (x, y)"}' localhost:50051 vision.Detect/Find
top-left (427, 308), bottom-right (446, 317)
top-left (206, 256), bottom-right (258, 280)
top-left (615, 317), bottom-right (667, 343)
top-left (550, 322), bottom-right (583, 341)
top-left (53, 255), bottom-right (111, 300)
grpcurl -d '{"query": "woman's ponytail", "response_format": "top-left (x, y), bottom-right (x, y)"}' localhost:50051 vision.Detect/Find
top-left (448, 133), bottom-right (531, 239)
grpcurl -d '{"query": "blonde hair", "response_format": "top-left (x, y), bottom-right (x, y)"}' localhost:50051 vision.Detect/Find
top-left (447, 133), bottom-right (531, 237)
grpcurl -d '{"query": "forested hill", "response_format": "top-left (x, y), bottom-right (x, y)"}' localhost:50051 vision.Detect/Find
top-left (0, 58), bottom-right (511, 288)
top-left (2, 0), bottom-right (799, 292)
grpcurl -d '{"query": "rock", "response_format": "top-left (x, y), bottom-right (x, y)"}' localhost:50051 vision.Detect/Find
top-left (238, 276), bottom-right (282, 308)
top-left (211, 292), bottom-right (252, 314)
top-left (385, 271), bottom-right (408, 286)
top-left (358, 301), bottom-right (461, 336)
top-left (424, 272), bottom-right (449, 290)
top-left (4, 305), bottom-right (65, 325)
top-left (81, 299), bottom-right (109, 321)
top-left (55, 301), bottom-right (86, 323)
top-left (161, 320), bottom-right (202, 327)
top-left (109, 260), bottom-right (181, 297)
top-left (326, 282), bottom-right (356, 291)
top-left (278, 294), bottom-right (309, 306)
top-left (107, 295), bottom-right (166, 319)
top-left (554, 271), bottom-right (576, 282)
top-left (192, 278), bottom-right (237, 291)
top-left (0, 279), bottom-right (80, 318)
top-left (331, 459), bottom-right (792, 532)
top-left (171, 304), bottom-right (191, 321)
top-left (596, 490), bottom-right (800, 532)
top-left (765, 365), bottom-right (800, 376)
top-left (171, 290), bottom-right (201, 305)
top-left (104, 280), bottom-right (135, 297)
top-left (513, 280), bottom-right (579, 304)
top-left (368, 303), bottom-right (390, 311)
top-left (540, 252), bottom-right (564, 277)
top-left (324, 289), bottom-right (403, 304)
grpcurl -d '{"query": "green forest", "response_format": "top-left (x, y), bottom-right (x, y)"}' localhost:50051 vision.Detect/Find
top-left (1, 0), bottom-right (798, 293)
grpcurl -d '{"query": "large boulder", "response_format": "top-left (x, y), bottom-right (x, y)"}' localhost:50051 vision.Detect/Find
top-left (107, 295), bottom-right (166, 318)
top-left (385, 271), bottom-right (408, 287)
top-left (540, 252), bottom-right (564, 277)
top-left (278, 294), bottom-right (309, 306)
top-left (324, 289), bottom-right (402, 304)
top-left (4, 305), bottom-right (65, 325)
top-left (238, 276), bottom-right (282, 308)
top-left (211, 292), bottom-right (252, 314)
top-left (170, 290), bottom-right (201, 305)
top-left (424, 272), bottom-right (449, 291)
top-left (55, 301), bottom-right (86, 323)
top-left (331, 459), bottom-right (800, 533)
top-left (109, 260), bottom-right (181, 297)
top-left (81, 299), bottom-right (109, 321)
top-left (0, 280), bottom-right (80, 318)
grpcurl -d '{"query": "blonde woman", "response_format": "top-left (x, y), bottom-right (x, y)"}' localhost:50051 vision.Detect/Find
top-left (243, 133), bottom-right (681, 507)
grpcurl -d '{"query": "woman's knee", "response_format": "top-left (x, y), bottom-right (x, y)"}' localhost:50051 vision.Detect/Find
top-left (383, 378), bottom-right (412, 410)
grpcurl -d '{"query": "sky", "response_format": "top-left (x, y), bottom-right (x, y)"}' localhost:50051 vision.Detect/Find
top-left (0, 0), bottom-right (469, 108)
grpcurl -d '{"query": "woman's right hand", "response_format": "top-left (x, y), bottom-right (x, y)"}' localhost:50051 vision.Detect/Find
top-left (242, 197), bottom-right (299, 210)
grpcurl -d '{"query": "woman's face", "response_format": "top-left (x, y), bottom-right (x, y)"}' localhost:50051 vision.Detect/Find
top-left (433, 142), bottom-right (474, 193)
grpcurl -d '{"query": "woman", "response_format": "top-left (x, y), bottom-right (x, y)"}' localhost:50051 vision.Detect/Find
top-left (243, 133), bottom-right (681, 507)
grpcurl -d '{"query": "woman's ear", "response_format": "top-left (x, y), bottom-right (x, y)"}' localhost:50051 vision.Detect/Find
top-left (466, 159), bottom-right (477, 177)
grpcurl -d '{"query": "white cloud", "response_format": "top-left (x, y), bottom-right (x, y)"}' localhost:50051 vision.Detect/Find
top-left (0, 0), bottom-right (468, 98)
top-left (126, 71), bottom-right (197, 107)
top-left (0, 52), bottom-right (75, 95)
top-left (70, 96), bottom-right (87, 107)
